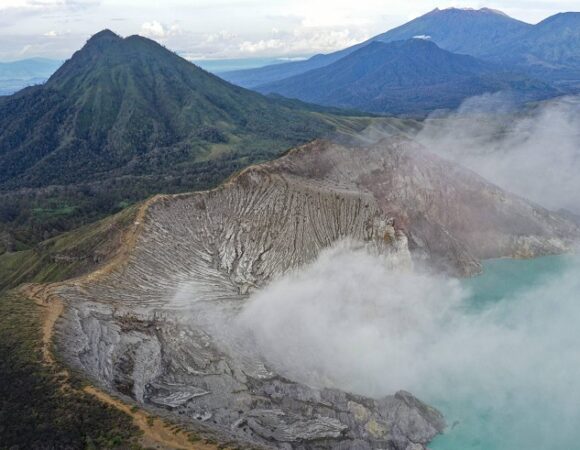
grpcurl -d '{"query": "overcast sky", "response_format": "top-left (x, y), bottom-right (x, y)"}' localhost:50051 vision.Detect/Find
top-left (0, 0), bottom-right (578, 61)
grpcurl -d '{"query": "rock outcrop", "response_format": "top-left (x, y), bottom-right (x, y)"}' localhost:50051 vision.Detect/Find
top-left (53, 136), bottom-right (578, 449)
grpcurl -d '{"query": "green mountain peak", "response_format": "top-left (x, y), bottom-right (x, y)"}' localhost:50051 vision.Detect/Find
top-left (0, 31), bottom-right (343, 244)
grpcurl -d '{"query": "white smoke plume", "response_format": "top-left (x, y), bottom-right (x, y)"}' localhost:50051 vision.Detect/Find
top-left (416, 94), bottom-right (580, 214)
top-left (175, 94), bottom-right (580, 449)
top-left (236, 241), bottom-right (464, 394)
top-left (236, 242), bottom-right (580, 449)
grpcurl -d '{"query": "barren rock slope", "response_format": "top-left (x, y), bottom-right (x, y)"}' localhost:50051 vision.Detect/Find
top-left (270, 137), bottom-right (579, 274)
top-left (53, 137), bottom-right (578, 449)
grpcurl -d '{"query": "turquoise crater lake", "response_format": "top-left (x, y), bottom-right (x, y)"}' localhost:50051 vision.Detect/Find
top-left (429, 254), bottom-right (580, 450)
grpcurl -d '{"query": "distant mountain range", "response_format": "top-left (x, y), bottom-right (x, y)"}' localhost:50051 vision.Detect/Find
top-left (5, 7), bottom-right (578, 113)
top-left (222, 7), bottom-right (580, 113)
top-left (222, 7), bottom-right (531, 89)
top-left (256, 39), bottom-right (556, 115)
top-left (0, 58), bottom-right (62, 95)
top-left (369, 7), bottom-right (532, 57)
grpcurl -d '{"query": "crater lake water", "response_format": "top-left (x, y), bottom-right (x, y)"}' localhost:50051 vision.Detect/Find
top-left (429, 254), bottom-right (580, 450)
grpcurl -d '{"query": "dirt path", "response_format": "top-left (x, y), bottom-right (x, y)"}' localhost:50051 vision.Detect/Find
top-left (21, 284), bottom-right (64, 366)
top-left (16, 197), bottom-right (233, 450)
top-left (84, 386), bottom-right (221, 450)
top-left (21, 271), bottom-right (226, 450)
top-left (85, 194), bottom-right (166, 283)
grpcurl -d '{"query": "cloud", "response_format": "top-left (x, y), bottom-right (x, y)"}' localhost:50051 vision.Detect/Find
top-left (0, 0), bottom-right (98, 11)
top-left (139, 21), bottom-right (178, 39)
top-left (42, 29), bottom-right (73, 37)
top-left (235, 241), bottom-right (465, 394)
top-left (238, 28), bottom-right (365, 55)
top-left (173, 25), bottom-right (367, 60)
top-left (140, 21), bottom-right (165, 38)
top-left (0, 0), bottom-right (54, 10)
top-left (280, 0), bottom-right (386, 28)
top-left (277, 56), bottom-right (308, 61)
top-left (238, 38), bottom-right (283, 53)
top-left (17, 44), bottom-right (33, 55)
top-left (204, 30), bottom-right (237, 44)
top-left (1, 1), bottom-right (576, 61)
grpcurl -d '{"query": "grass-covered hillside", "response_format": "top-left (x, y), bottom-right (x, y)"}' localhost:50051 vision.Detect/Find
top-left (0, 203), bottom-right (139, 292)
top-left (0, 30), bottom-right (334, 190)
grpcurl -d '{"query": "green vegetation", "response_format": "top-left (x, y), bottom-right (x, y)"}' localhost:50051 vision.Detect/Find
top-left (0, 30), bottom-right (367, 250)
top-left (0, 205), bottom-right (145, 448)
top-left (32, 204), bottom-right (77, 219)
top-left (0, 291), bottom-right (142, 449)
top-left (0, 30), bottom-right (376, 447)
top-left (0, 204), bottom-right (138, 292)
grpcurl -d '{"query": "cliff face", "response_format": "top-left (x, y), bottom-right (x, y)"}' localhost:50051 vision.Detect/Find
top-left (267, 138), bottom-right (578, 275)
top-left (53, 136), bottom-right (578, 449)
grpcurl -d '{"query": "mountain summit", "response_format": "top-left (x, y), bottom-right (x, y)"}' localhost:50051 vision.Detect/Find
top-left (256, 39), bottom-right (556, 115)
top-left (0, 30), bottom-right (334, 191)
top-left (222, 7), bottom-right (531, 88)
top-left (370, 7), bottom-right (530, 56)
top-left (0, 30), bottom-right (348, 245)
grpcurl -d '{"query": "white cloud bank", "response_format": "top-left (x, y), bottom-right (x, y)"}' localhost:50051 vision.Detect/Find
top-left (237, 28), bottom-right (363, 55)
top-left (1, 0), bottom-right (579, 60)
top-left (140, 21), bottom-right (181, 39)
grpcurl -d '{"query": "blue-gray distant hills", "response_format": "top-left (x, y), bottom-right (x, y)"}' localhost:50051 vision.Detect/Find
top-left (255, 39), bottom-right (557, 115)
top-left (0, 58), bottom-right (62, 95)
top-left (483, 12), bottom-right (580, 89)
top-left (221, 8), bottom-right (534, 88)
top-left (221, 7), bottom-right (580, 113)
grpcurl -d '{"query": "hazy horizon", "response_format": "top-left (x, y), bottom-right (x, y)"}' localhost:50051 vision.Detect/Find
top-left (1, 0), bottom-right (579, 62)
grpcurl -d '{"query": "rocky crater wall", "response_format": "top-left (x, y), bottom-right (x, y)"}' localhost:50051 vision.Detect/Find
top-left (54, 137), bottom-right (579, 449)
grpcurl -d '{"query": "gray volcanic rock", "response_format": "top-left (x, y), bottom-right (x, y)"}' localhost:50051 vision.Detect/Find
top-left (53, 136), bottom-right (578, 449)
top-left (267, 137), bottom-right (578, 275)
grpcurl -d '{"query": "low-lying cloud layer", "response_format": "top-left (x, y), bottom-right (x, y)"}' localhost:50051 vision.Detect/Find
top-left (236, 242), bottom-right (580, 449)
top-left (417, 94), bottom-right (580, 214)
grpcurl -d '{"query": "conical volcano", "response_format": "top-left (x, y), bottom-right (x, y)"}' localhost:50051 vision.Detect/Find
top-left (0, 30), bottom-right (334, 190)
